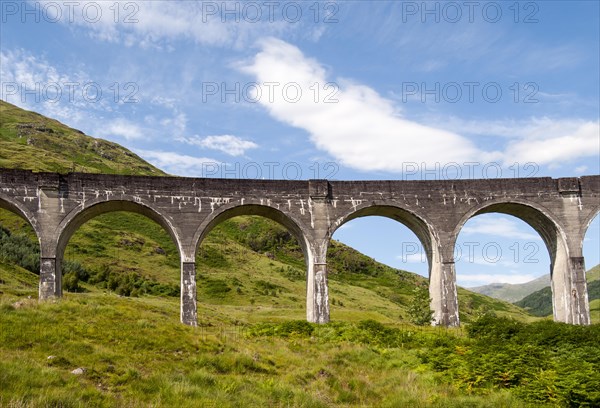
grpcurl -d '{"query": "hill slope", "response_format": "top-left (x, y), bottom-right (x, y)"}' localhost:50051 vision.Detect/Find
top-left (469, 274), bottom-right (550, 303)
top-left (515, 265), bottom-right (600, 321)
top-left (0, 100), bottom-right (164, 175)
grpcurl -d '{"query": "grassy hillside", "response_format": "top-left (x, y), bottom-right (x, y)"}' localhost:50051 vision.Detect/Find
top-left (469, 274), bottom-right (550, 303)
top-left (516, 265), bottom-right (600, 322)
top-left (0, 100), bottom-right (164, 175)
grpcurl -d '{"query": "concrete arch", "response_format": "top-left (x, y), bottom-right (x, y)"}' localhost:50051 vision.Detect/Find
top-left (56, 197), bottom-right (183, 262)
top-left (46, 197), bottom-right (184, 302)
top-left (327, 203), bottom-right (457, 326)
top-left (193, 203), bottom-right (312, 262)
top-left (328, 204), bottom-right (441, 274)
top-left (452, 198), bottom-right (569, 266)
top-left (452, 198), bottom-right (588, 324)
top-left (191, 203), bottom-right (325, 322)
top-left (0, 192), bottom-right (41, 242)
top-left (580, 207), bottom-right (600, 255)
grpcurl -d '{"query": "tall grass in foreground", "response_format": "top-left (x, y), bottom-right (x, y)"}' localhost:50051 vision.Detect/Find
top-left (2, 292), bottom-right (593, 407)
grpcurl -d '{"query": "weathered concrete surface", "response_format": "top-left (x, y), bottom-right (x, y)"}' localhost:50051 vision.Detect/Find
top-left (1, 169), bottom-right (598, 326)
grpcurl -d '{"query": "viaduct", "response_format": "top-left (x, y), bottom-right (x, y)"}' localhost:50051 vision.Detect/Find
top-left (0, 169), bottom-right (598, 326)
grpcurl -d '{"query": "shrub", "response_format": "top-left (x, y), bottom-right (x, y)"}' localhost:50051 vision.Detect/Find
top-left (63, 271), bottom-right (82, 292)
top-left (0, 227), bottom-right (40, 274)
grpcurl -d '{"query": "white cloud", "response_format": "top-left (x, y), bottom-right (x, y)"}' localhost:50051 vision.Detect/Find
top-left (0, 49), bottom-right (194, 147)
top-left (97, 118), bottom-right (144, 141)
top-left (181, 135), bottom-right (258, 156)
top-left (406, 116), bottom-right (600, 168)
top-left (401, 253), bottom-right (428, 263)
top-left (134, 149), bottom-right (219, 177)
top-left (238, 37), bottom-right (499, 172)
top-left (503, 120), bottom-right (599, 166)
top-left (456, 253), bottom-right (532, 269)
top-left (0, 49), bottom-right (113, 131)
top-left (238, 38), bottom-right (598, 173)
top-left (33, 0), bottom-right (292, 49)
top-left (461, 217), bottom-right (541, 240)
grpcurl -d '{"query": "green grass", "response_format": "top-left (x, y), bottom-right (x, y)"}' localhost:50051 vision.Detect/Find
top-left (1, 288), bottom-right (549, 408)
top-left (3, 278), bottom-right (595, 407)
top-left (0, 100), bottom-right (165, 175)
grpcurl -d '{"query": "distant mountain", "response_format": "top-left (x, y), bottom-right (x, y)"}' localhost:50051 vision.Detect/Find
top-left (469, 274), bottom-right (550, 303)
top-left (515, 265), bottom-right (600, 319)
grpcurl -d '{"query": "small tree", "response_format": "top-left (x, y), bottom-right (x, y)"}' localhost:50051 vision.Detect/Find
top-left (408, 284), bottom-right (433, 326)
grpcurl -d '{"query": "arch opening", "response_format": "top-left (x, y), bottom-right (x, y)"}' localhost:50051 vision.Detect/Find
top-left (193, 205), bottom-right (311, 323)
top-left (582, 211), bottom-right (599, 265)
top-left (0, 203), bottom-right (41, 296)
top-left (329, 214), bottom-right (433, 324)
top-left (56, 201), bottom-right (181, 298)
top-left (327, 205), bottom-right (444, 325)
top-left (0, 195), bottom-right (40, 241)
top-left (330, 205), bottom-right (438, 274)
top-left (454, 213), bottom-right (551, 321)
top-left (470, 202), bottom-right (563, 267)
top-left (453, 202), bottom-right (567, 323)
top-left (195, 204), bottom-right (310, 260)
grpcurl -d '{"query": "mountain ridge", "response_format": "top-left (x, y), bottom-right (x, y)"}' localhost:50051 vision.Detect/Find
top-left (468, 274), bottom-right (550, 303)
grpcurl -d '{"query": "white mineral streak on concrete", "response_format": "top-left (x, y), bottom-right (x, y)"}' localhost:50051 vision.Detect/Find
top-left (307, 198), bottom-right (314, 228)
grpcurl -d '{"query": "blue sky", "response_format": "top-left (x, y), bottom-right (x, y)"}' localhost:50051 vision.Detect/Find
top-left (1, 0), bottom-right (598, 287)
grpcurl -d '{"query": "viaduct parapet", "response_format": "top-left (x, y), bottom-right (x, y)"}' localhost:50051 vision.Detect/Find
top-left (1, 169), bottom-right (598, 326)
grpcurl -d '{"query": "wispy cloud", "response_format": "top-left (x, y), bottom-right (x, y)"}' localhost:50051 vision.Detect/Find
top-left (0, 48), bottom-right (193, 148)
top-left (461, 216), bottom-right (541, 240)
top-left (134, 149), bottom-right (219, 177)
top-left (238, 37), bottom-right (499, 172)
top-left (401, 253), bottom-right (427, 264)
top-left (0, 49), bottom-right (107, 123)
top-left (32, 0), bottom-right (317, 49)
top-left (503, 121), bottom-right (599, 165)
top-left (97, 118), bottom-right (145, 141)
top-left (180, 135), bottom-right (258, 157)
